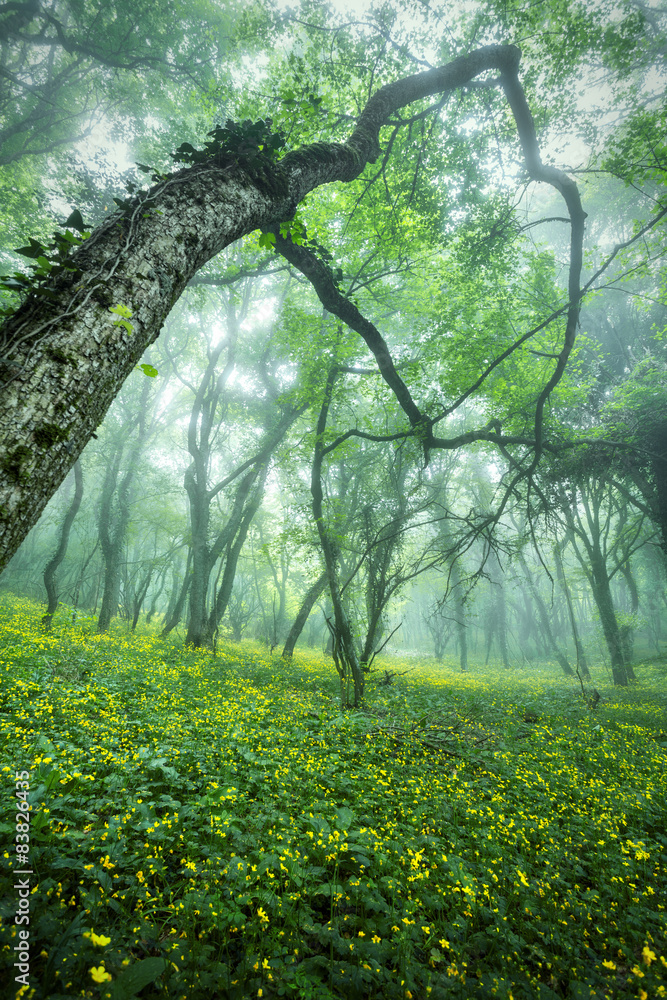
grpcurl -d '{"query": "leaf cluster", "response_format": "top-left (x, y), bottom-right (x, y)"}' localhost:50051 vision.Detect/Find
top-left (173, 118), bottom-right (286, 170)
top-left (0, 209), bottom-right (90, 318)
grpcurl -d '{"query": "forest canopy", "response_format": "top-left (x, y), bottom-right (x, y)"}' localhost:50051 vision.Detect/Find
top-left (0, 0), bottom-right (665, 695)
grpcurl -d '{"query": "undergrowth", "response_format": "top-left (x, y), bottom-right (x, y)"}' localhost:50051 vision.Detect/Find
top-left (1, 594), bottom-right (666, 999)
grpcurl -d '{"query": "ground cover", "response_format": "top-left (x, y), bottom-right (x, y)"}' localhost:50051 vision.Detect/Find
top-left (0, 593), bottom-right (666, 1000)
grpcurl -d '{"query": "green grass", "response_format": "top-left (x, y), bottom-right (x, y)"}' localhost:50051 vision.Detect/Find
top-left (1, 593), bottom-right (666, 1000)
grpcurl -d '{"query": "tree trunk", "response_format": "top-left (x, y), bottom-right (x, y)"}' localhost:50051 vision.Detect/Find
top-left (518, 551), bottom-right (573, 676)
top-left (184, 470), bottom-right (211, 647)
top-left (312, 371), bottom-right (364, 707)
top-left (590, 553), bottom-right (628, 686)
top-left (619, 562), bottom-right (639, 667)
top-left (553, 541), bottom-right (591, 681)
top-left (282, 570), bottom-right (328, 658)
top-left (202, 469), bottom-right (269, 645)
top-left (131, 565), bottom-right (154, 631)
top-left (145, 564), bottom-right (168, 623)
top-left (41, 461), bottom-right (83, 630)
top-left (161, 551), bottom-right (192, 636)
top-left (449, 554), bottom-right (468, 672)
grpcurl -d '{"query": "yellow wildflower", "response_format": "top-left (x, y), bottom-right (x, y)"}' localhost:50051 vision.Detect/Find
top-left (90, 965), bottom-right (112, 983)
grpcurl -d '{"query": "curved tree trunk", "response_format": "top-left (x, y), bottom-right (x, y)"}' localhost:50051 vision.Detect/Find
top-left (96, 382), bottom-right (150, 633)
top-left (41, 460), bottom-right (83, 630)
top-left (202, 468), bottom-right (269, 645)
top-left (282, 570), bottom-right (328, 659)
top-left (161, 551), bottom-right (192, 636)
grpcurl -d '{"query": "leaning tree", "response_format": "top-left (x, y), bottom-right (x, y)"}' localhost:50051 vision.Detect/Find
top-left (0, 43), bottom-right (593, 574)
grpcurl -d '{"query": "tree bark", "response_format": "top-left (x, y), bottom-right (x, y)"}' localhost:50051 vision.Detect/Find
top-left (590, 553), bottom-right (628, 686)
top-left (449, 554), bottom-right (468, 672)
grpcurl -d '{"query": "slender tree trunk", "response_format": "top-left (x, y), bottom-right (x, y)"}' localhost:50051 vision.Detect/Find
top-left (553, 542), bottom-right (591, 681)
top-left (449, 554), bottom-right (468, 672)
top-left (41, 461), bottom-right (83, 630)
top-left (202, 470), bottom-right (268, 645)
top-left (184, 474), bottom-right (211, 647)
top-left (518, 552), bottom-right (573, 676)
top-left (145, 565), bottom-right (168, 623)
top-left (162, 551), bottom-right (192, 636)
top-left (619, 562), bottom-right (639, 668)
top-left (131, 565), bottom-right (154, 630)
top-left (312, 371), bottom-right (364, 707)
top-left (282, 570), bottom-right (328, 658)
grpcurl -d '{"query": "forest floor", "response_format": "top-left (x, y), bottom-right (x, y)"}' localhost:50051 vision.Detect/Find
top-left (0, 594), bottom-right (666, 1000)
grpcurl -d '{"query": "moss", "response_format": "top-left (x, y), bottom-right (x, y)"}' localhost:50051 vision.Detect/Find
top-left (34, 423), bottom-right (69, 450)
top-left (47, 347), bottom-right (78, 367)
top-left (1, 445), bottom-right (31, 482)
top-left (92, 283), bottom-right (114, 308)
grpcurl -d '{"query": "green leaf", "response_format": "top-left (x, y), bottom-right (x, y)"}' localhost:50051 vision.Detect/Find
top-left (14, 238), bottom-right (46, 259)
top-left (109, 958), bottom-right (166, 1000)
top-left (109, 303), bottom-right (133, 319)
top-left (258, 232), bottom-right (276, 249)
top-left (64, 209), bottom-right (87, 233)
top-left (138, 363), bottom-right (158, 378)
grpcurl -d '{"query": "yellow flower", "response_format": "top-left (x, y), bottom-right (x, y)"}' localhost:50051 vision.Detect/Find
top-left (421, 926), bottom-right (430, 934)
top-left (602, 960), bottom-right (616, 970)
top-left (642, 946), bottom-right (656, 966)
top-left (371, 934), bottom-right (381, 944)
top-left (90, 932), bottom-right (111, 947)
top-left (439, 939), bottom-right (450, 949)
top-left (90, 965), bottom-right (112, 983)
top-left (257, 907), bottom-right (269, 924)
top-left (517, 870), bottom-right (530, 887)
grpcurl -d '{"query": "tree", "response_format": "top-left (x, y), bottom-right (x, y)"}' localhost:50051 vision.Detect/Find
top-left (554, 476), bottom-right (652, 685)
top-left (0, 43), bottom-right (590, 573)
top-left (41, 459), bottom-right (82, 630)
top-left (95, 376), bottom-right (156, 632)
